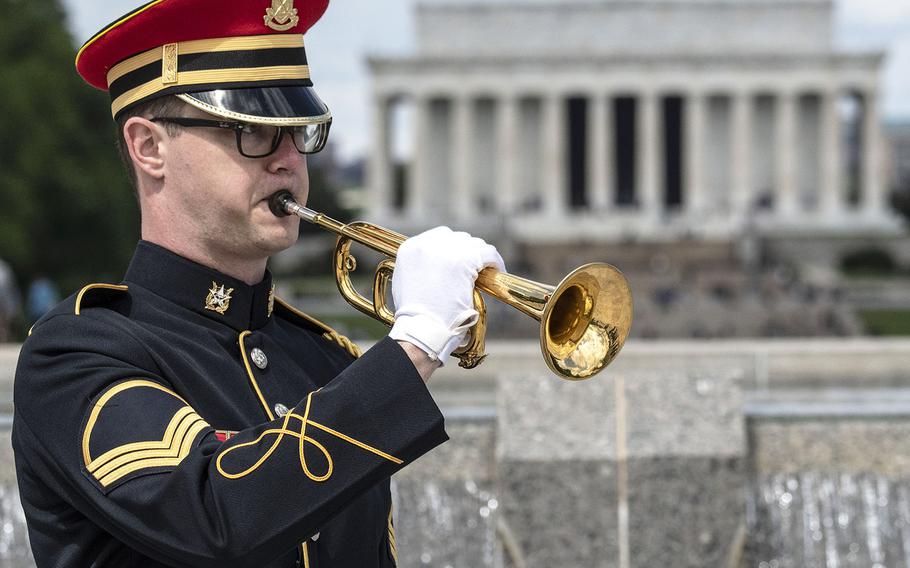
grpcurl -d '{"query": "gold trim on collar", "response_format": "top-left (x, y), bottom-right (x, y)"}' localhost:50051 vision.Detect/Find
top-left (239, 330), bottom-right (275, 420)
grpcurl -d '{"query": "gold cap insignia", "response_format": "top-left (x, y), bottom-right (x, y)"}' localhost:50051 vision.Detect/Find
top-left (205, 282), bottom-right (234, 315)
top-left (264, 0), bottom-right (300, 31)
top-left (267, 285), bottom-right (275, 317)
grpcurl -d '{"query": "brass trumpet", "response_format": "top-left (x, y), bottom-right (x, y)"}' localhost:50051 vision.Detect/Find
top-left (269, 191), bottom-right (633, 380)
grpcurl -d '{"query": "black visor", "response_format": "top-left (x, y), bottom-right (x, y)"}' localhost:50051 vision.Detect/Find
top-left (178, 84), bottom-right (331, 126)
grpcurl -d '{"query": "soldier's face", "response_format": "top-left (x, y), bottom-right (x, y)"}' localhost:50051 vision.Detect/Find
top-left (163, 107), bottom-right (308, 261)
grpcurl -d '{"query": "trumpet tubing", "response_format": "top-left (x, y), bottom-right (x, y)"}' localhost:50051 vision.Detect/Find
top-left (269, 191), bottom-right (633, 380)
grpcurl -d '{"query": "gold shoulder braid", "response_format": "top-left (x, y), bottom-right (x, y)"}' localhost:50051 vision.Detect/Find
top-left (324, 330), bottom-right (362, 358)
top-left (273, 297), bottom-right (362, 358)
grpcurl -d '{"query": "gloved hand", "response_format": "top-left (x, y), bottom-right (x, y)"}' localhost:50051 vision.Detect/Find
top-left (388, 227), bottom-right (505, 364)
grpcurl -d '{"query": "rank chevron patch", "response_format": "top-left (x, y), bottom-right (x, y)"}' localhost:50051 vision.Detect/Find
top-left (82, 380), bottom-right (211, 490)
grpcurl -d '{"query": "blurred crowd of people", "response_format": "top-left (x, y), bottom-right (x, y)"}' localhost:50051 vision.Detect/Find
top-left (0, 258), bottom-right (59, 342)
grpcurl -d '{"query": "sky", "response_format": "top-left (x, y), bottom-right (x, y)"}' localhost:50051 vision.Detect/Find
top-left (62, 0), bottom-right (910, 163)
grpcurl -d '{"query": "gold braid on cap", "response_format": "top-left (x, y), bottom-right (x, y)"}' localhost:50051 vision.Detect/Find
top-left (106, 34), bottom-right (311, 119)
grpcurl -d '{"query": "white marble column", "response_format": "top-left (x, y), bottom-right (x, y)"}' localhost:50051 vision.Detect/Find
top-left (685, 91), bottom-right (706, 216)
top-left (589, 93), bottom-right (612, 211)
top-left (731, 91), bottom-right (753, 218)
top-left (407, 94), bottom-right (430, 218)
top-left (637, 92), bottom-right (660, 217)
top-left (368, 93), bottom-right (392, 218)
top-left (542, 93), bottom-right (567, 216)
top-left (819, 88), bottom-right (843, 217)
top-left (861, 88), bottom-right (886, 218)
top-left (451, 94), bottom-right (474, 221)
top-left (774, 91), bottom-right (798, 216)
top-left (496, 94), bottom-right (519, 214)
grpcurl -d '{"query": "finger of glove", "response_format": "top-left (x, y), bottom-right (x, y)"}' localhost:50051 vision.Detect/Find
top-left (471, 241), bottom-right (506, 274)
top-left (397, 226), bottom-right (456, 256)
top-left (396, 229), bottom-right (487, 273)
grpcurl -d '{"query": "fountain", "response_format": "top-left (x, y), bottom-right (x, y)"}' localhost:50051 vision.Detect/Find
top-left (2, 339), bottom-right (910, 566)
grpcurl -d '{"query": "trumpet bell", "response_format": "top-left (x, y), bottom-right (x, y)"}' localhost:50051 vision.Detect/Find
top-left (540, 263), bottom-right (633, 380)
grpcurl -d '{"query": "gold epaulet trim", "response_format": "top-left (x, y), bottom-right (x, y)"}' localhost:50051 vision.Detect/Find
top-left (273, 297), bottom-right (362, 358)
top-left (74, 283), bottom-right (129, 316)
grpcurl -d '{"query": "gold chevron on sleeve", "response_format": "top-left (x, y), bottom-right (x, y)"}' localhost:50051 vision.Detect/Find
top-left (86, 405), bottom-right (210, 488)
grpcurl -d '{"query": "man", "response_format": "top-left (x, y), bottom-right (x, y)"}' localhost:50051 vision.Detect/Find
top-left (12, 1), bottom-right (503, 566)
top-left (0, 258), bottom-right (20, 342)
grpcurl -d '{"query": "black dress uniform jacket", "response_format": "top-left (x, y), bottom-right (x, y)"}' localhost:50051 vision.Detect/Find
top-left (12, 241), bottom-right (449, 567)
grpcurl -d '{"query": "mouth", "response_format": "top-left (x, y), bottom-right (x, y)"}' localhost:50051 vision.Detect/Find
top-left (259, 188), bottom-right (294, 204)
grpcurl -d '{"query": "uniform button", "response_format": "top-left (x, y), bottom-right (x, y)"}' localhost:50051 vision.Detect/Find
top-left (311, 532), bottom-right (320, 542)
top-left (250, 348), bottom-right (268, 369)
top-left (274, 403), bottom-right (290, 417)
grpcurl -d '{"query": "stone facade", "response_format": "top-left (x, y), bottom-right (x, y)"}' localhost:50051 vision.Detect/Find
top-left (366, 0), bottom-right (899, 243)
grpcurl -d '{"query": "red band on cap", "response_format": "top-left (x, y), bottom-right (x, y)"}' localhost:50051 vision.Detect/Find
top-left (76, 0), bottom-right (329, 91)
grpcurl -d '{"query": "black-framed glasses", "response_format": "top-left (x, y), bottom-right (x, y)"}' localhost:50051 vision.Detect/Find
top-left (150, 117), bottom-right (331, 157)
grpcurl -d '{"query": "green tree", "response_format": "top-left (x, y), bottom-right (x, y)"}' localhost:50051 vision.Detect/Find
top-left (0, 0), bottom-right (140, 294)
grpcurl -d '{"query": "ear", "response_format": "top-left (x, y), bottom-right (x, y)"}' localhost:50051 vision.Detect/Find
top-left (123, 117), bottom-right (167, 181)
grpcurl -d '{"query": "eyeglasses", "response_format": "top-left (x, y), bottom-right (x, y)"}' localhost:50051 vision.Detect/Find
top-left (150, 117), bottom-right (331, 158)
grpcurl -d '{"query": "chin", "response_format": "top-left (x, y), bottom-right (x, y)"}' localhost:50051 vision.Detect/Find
top-left (262, 228), bottom-right (299, 255)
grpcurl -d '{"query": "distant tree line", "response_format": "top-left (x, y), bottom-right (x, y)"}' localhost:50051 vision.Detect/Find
top-left (0, 0), bottom-right (139, 293)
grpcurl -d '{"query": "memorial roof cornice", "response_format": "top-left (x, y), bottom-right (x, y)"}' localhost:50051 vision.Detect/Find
top-left (418, 0), bottom-right (834, 12)
top-left (368, 51), bottom-right (884, 70)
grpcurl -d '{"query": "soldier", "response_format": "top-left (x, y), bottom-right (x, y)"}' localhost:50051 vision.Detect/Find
top-left (12, 0), bottom-right (503, 566)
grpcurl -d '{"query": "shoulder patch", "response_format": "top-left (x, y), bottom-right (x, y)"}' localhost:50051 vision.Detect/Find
top-left (273, 297), bottom-right (362, 358)
top-left (75, 283), bottom-right (130, 316)
top-left (81, 379), bottom-right (210, 492)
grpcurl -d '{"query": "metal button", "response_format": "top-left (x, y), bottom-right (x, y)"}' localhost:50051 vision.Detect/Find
top-left (311, 532), bottom-right (320, 542)
top-left (274, 403), bottom-right (290, 417)
top-left (250, 348), bottom-right (268, 369)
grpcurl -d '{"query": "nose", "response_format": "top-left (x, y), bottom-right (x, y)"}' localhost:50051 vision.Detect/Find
top-left (266, 129), bottom-right (304, 173)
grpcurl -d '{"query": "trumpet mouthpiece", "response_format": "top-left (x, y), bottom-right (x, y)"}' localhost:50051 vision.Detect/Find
top-left (269, 191), bottom-right (295, 218)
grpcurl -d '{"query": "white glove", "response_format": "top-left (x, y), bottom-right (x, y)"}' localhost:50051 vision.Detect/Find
top-left (389, 227), bottom-right (505, 364)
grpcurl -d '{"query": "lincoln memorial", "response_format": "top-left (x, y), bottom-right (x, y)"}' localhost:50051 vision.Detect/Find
top-left (365, 0), bottom-right (900, 246)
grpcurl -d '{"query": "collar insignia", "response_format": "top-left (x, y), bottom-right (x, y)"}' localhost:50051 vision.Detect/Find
top-left (267, 284), bottom-right (275, 317)
top-left (264, 0), bottom-right (300, 31)
top-left (205, 282), bottom-right (234, 315)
